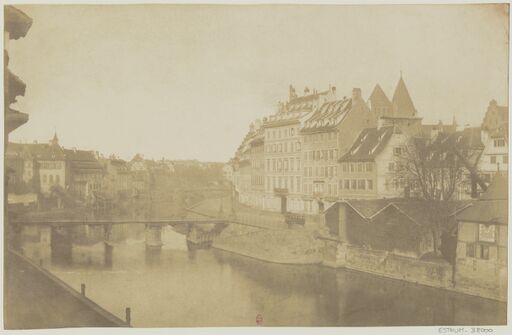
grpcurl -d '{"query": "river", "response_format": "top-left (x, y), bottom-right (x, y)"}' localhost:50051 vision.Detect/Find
top-left (18, 223), bottom-right (506, 327)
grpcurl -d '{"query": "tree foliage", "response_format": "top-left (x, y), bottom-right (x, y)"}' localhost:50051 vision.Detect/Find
top-left (394, 135), bottom-right (471, 254)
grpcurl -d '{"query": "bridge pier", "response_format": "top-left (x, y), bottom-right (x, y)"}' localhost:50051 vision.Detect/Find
top-left (50, 227), bottom-right (73, 266)
top-left (103, 224), bottom-right (113, 268)
top-left (145, 224), bottom-right (163, 250)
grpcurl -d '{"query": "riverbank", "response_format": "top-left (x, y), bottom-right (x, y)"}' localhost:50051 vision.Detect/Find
top-left (190, 197), bottom-right (507, 302)
top-left (4, 249), bottom-right (129, 329)
top-left (189, 197), bottom-right (324, 264)
top-left (212, 224), bottom-right (323, 265)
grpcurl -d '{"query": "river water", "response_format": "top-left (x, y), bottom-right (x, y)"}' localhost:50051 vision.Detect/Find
top-left (19, 224), bottom-right (506, 327)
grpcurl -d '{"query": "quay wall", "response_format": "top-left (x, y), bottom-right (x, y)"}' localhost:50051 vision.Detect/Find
top-left (5, 249), bottom-right (129, 329)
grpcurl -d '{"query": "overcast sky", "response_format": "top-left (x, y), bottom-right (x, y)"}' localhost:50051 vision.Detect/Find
top-left (8, 4), bottom-right (509, 162)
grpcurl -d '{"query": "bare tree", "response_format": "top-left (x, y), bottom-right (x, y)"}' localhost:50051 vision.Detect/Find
top-left (395, 134), bottom-right (471, 255)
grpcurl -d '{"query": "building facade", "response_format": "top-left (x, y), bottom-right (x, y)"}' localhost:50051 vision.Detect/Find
top-left (478, 100), bottom-right (508, 182)
top-left (64, 147), bottom-right (104, 204)
top-left (454, 173), bottom-right (507, 301)
top-left (339, 125), bottom-right (407, 199)
top-left (300, 88), bottom-right (379, 213)
top-left (262, 85), bottom-right (337, 213)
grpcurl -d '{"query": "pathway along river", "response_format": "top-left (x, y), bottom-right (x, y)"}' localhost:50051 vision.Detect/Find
top-left (19, 223), bottom-right (506, 327)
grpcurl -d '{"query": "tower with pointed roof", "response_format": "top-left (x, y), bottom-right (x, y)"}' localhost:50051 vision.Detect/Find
top-left (391, 74), bottom-right (417, 118)
top-left (369, 84), bottom-right (392, 117)
top-left (376, 74), bottom-right (423, 134)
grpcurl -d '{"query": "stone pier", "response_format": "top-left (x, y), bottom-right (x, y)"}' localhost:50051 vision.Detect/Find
top-left (145, 224), bottom-right (163, 250)
top-left (103, 224), bottom-right (113, 268)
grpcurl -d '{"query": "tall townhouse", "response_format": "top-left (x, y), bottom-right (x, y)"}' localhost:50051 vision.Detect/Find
top-left (478, 99), bottom-right (508, 182)
top-left (247, 122), bottom-right (265, 208)
top-left (339, 125), bottom-right (407, 199)
top-left (300, 88), bottom-right (379, 214)
top-left (263, 85), bottom-right (336, 213)
top-left (235, 134), bottom-right (253, 206)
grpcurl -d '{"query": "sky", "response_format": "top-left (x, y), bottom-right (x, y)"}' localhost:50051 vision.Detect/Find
top-left (7, 4), bottom-right (509, 162)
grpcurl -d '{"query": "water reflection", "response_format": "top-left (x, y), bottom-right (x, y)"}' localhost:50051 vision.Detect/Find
top-left (18, 224), bottom-right (506, 327)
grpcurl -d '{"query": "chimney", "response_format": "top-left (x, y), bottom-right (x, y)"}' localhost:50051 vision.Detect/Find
top-left (304, 87), bottom-right (310, 95)
top-left (352, 88), bottom-right (362, 102)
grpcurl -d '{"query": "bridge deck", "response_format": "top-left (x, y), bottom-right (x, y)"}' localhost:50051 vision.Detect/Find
top-left (11, 218), bottom-right (227, 227)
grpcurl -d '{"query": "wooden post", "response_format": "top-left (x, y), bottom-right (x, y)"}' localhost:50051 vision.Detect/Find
top-left (39, 259), bottom-right (43, 267)
top-left (125, 307), bottom-right (131, 325)
top-left (81, 283), bottom-right (86, 296)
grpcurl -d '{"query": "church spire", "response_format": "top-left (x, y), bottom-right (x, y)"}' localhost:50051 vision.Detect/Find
top-left (50, 131), bottom-right (59, 146)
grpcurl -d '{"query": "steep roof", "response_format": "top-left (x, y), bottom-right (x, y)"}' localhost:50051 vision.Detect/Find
top-left (339, 126), bottom-right (398, 162)
top-left (482, 100), bottom-right (508, 131)
top-left (64, 149), bottom-right (103, 174)
top-left (369, 84), bottom-right (391, 107)
top-left (391, 76), bottom-right (417, 117)
top-left (301, 98), bottom-right (351, 133)
top-left (480, 172), bottom-right (507, 201)
top-left (343, 198), bottom-right (469, 226)
top-left (7, 142), bottom-right (66, 160)
top-left (456, 173), bottom-right (508, 225)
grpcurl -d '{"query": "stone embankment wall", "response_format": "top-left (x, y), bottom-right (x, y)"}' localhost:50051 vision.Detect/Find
top-left (322, 239), bottom-right (453, 289)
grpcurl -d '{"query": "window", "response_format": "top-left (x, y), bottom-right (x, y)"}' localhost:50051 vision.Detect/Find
top-left (339, 180), bottom-right (343, 190)
top-left (394, 147), bottom-right (402, 156)
top-left (344, 180), bottom-right (350, 189)
top-left (366, 162), bottom-right (373, 172)
top-left (291, 128), bottom-right (295, 136)
top-left (490, 155), bottom-right (497, 164)
top-left (49, 175), bottom-right (54, 183)
top-left (342, 163), bottom-right (347, 172)
top-left (479, 245), bottom-right (490, 260)
top-left (351, 180), bottom-right (357, 189)
top-left (43, 175), bottom-right (47, 183)
top-left (494, 139), bottom-right (505, 147)
top-left (479, 224), bottom-right (496, 242)
top-left (56, 175), bottom-right (60, 183)
top-left (350, 164), bottom-right (355, 172)
top-left (290, 159), bottom-right (294, 171)
top-left (357, 163), bottom-right (363, 172)
top-left (504, 155), bottom-right (508, 164)
top-left (367, 179), bottom-right (373, 190)
top-left (388, 162), bottom-right (395, 171)
top-left (358, 180), bottom-right (366, 189)
top-left (466, 243), bottom-right (476, 258)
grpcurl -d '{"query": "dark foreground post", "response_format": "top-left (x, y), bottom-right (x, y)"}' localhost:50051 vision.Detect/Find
top-left (80, 283), bottom-right (86, 296)
top-left (125, 307), bottom-right (131, 325)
